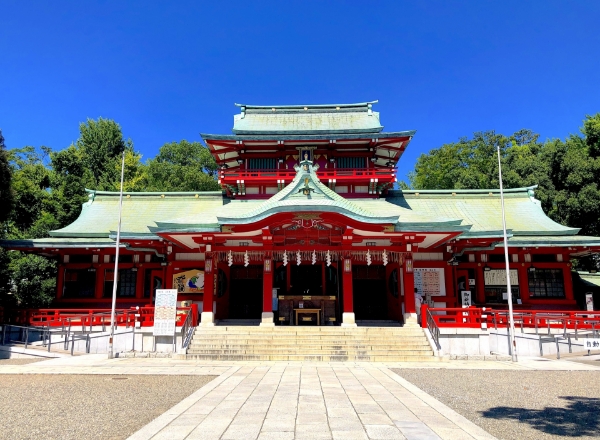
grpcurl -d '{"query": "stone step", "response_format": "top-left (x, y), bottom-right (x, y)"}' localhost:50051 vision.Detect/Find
top-left (186, 325), bottom-right (435, 361)
top-left (196, 329), bottom-right (423, 338)
top-left (186, 348), bottom-right (435, 356)
top-left (190, 341), bottom-right (429, 348)
top-left (197, 325), bottom-right (419, 331)
top-left (194, 328), bottom-right (426, 335)
top-left (189, 340), bottom-right (430, 350)
top-left (356, 320), bottom-right (403, 327)
top-left (184, 353), bottom-right (439, 362)
top-left (192, 339), bottom-right (428, 345)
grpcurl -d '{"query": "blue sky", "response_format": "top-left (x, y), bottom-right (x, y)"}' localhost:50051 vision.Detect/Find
top-left (1, 1), bottom-right (599, 183)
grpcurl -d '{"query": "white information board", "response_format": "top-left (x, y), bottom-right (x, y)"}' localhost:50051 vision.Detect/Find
top-left (584, 338), bottom-right (600, 350)
top-left (414, 268), bottom-right (445, 297)
top-left (153, 289), bottom-right (178, 336)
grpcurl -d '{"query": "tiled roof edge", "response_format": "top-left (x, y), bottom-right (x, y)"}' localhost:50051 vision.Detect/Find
top-left (388, 185), bottom-right (538, 196)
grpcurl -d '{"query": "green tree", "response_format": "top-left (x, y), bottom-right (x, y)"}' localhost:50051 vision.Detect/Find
top-left (7, 254), bottom-right (56, 308)
top-left (406, 115), bottom-right (600, 240)
top-left (142, 140), bottom-right (219, 191)
top-left (6, 146), bottom-right (57, 238)
top-left (0, 129), bottom-right (14, 224)
top-left (50, 118), bottom-right (143, 226)
top-left (76, 118), bottom-right (131, 189)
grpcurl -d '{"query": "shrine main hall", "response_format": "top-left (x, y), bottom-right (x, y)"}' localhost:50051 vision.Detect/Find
top-left (4, 101), bottom-right (600, 326)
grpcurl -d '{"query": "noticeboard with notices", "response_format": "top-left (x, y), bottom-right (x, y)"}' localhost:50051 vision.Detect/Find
top-left (153, 289), bottom-right (178, 336)
top-left (414, 268), bottom-right (446, 297)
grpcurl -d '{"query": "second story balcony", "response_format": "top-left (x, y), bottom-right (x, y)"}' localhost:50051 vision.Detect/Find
top-left (219, 167), bottom-right (398, 185)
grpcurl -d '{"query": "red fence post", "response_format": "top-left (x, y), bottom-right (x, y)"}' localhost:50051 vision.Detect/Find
top-left (191, 304), bottom-right (198, 326)
top-left (421, 304), bottom-right (428, 329)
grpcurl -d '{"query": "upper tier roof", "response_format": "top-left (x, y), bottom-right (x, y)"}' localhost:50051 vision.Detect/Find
top-left (232, 101), bottom-right (384, 135)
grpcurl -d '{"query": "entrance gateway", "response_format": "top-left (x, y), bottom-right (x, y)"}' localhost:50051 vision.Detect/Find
top-left (3, 101), bottom-right (599, 323)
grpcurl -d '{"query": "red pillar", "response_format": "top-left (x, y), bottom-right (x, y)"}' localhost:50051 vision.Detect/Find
top-left (56, 264), bottom-right (65, 300)
top-left (261, 257), bottom-right (274, 326)
top-left (263, 259), bottom-right (273, 314)
top-left (404, 268), bottom-right (416, 314)
top-left (563, 266), bottom-right (575, 303)
top-left (341, 257), bottom-right (356, 327)
top-left (201, 253), bottom-right (215, 326)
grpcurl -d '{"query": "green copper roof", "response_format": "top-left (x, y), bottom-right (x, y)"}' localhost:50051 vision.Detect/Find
top-left (507, 235), bottom-right (600, 247)
top-left (3, 184), bottom-right (589, 251)
top-left (201, 131), bottom-right (415, 142)
top-left (0, 237), bottom-right (118, 249)
top-left (385, 187), bottom-right (579, 238)
top-left (231, 101), bottom-right (384, 135)
top-left (50, 190), bottom-right (224, 238)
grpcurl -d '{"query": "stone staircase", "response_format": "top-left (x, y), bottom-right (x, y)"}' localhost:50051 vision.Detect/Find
top-left (185, 325), bottom-right (438, 362)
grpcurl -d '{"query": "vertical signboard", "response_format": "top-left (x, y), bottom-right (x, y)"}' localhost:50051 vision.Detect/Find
top-left (153, 289), bottom-right (178, 336)
top-left (461, 290), bottom-right (472, 308)
top-left (586, 293), bottom-right (594, 311)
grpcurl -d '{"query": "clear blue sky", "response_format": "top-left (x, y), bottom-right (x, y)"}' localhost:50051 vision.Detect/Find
top-left (1, 1), bottom-right (599, 183)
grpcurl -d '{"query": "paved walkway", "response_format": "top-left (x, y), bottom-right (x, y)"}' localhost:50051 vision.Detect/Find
top-left (1, 355), bottom-right (599, 440)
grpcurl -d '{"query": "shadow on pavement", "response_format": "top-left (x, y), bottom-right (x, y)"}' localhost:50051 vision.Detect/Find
top-left (481, 396), bottom-right (600, 437)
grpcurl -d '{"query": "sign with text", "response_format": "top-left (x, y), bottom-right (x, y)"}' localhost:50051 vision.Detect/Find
top-left (584, 338), bottom-right (600, 350)
top-left (153, 289), bottom-right (178, 336)
top-left (484, 269), bottom-right (519, 286)
top-left (461, 291), bottom-right (472, 308)
top-left (414, 268), bottom-right (446, 297)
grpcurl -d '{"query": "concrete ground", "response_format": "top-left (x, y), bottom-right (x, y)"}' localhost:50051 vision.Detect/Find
top-left (0, 355), bottom-right (599, 440)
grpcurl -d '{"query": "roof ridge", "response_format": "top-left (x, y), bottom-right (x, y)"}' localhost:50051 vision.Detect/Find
top-left (234, 101), bottom-right (378, 110)
top-left (84, 189), bottom-right (223, 197)
top-left (391, 185), bottom-right (538, 195)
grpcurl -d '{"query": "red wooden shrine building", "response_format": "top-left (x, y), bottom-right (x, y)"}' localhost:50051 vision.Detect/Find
top-left (3, 101), bottom-right (600, 326)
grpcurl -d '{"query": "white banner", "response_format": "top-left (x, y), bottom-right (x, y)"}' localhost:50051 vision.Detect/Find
top-left (153, 289), bottom-right (178, 336)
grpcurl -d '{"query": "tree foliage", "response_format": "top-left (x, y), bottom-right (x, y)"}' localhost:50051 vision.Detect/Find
top-left (7, 254), bottom-right (56, 308)
top-left (142, 140), bottom-right (219, 192)
top-left (0, 119), bottom-right (220, 308)
top-left (0, 129), bottom-right (14, 224)
top-left (407, 115), bottom-right (600, 238)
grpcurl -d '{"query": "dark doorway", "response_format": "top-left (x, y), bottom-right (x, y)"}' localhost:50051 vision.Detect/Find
top-left (290, 264), bottom-right (323, 296)
top-left (353, 265), bottom-right (387, 320)
top-left (229, 265), bottom-right (263, 319)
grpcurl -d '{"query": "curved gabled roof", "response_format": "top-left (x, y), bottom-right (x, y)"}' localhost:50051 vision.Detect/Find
top-left (232, 101), bottom-right (384, 135)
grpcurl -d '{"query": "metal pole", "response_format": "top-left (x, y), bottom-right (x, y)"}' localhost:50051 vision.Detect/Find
top-left (109, 150), bottom-right (126, 359)
top-left (497, 144), bottom-right (518, 362)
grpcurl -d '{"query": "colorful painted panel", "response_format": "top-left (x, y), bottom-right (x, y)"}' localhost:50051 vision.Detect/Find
top-left (172, 269), bottom-right (204, 294)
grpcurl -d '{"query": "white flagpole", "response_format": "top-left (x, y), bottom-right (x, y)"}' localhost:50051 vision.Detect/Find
top-left (497, 144), bottom-right (518, 362)
top-left (108, 150), bottom-right (126, 359)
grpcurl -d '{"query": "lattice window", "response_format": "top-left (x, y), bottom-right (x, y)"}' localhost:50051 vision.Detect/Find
top-left (528, 269), bottom-right (565, 298)
top-left (248, 158), bottom-right (276, 170)
top-left (336, 157), bottom-right (366, 169)
top-left (103, 268), bottom-right (137, 297)
top-left (63, 269), bottom-right (96, 298)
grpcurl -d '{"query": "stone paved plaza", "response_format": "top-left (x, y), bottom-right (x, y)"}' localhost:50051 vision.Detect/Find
top-left (1, 354), bottom-right (599, 440)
